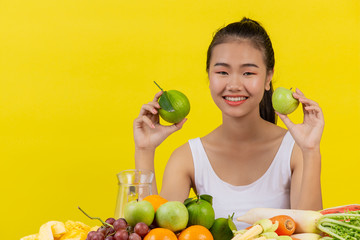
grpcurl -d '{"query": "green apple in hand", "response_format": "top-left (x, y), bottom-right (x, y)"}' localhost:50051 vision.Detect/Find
top-left (124, 200), bottom-right (155, 226)
top-left (272, 87), bottom-right (299, 115)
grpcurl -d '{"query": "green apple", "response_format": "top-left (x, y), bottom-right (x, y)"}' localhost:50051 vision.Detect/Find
top-left (154, 81), bottom-right (190, 124)
top-left (272, 87), bottom-right (299, 115)
top-left (124, 200), bottom-right (155, 227)
top-left (155, 201), bottom-right (189, 232)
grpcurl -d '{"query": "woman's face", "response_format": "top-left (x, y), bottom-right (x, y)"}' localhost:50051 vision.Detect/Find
top-left (208, 40), bottom-right (273, 119)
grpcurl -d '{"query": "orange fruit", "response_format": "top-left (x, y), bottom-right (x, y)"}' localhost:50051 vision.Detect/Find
top-left (178, 225), bottom-right (214, 240)
top-left (143, 228), bottom-right (177, 240)
top-left (143, 195), bottom-right (168, 212)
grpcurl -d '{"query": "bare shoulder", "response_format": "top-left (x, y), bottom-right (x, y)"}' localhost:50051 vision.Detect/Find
top-left (169, 141), bottom-right (193, 165)
top-left (265, 122), bottom-right (302, 171)
top-left (165, 140), bottom-right (194, 180)
top-left (263, 120), bottom-right (288, 141)
top-left (161, 141), bottom-right (194, 201)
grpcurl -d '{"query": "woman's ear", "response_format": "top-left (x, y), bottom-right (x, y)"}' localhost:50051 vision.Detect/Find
top-left (265, 69), bottom-right (274, 91)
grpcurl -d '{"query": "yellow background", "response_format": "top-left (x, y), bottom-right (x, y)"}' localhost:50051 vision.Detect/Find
top-left (1, 0), bottom-right (359, 238)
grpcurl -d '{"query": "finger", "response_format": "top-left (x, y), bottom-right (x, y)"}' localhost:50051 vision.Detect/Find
top-left (298, 97), bottom-right (319, 107)
top-left (138, 103), bottom-right (159, 117)
top-left (136, 115), bottom-right (156, 129)
top-left (304, 105), bottom-right (324, 120)
top-left (166, 118), bottom-right (187, 134)
top-left (276, 112), bottom-right (296, 129)
top-left (174, 118), bottom-right (187, 129)
top-left (147, 100), bottom-right (161, 109)
top-left (295, 88), bottom-right (305, 96)
top-left (304, 105), bottom-right (322, 113)
top-left (153, 91), bottom-right (163, 102)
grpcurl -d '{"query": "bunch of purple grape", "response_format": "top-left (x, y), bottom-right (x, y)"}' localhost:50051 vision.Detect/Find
top-left (86, 218), bottom-right (150, 240)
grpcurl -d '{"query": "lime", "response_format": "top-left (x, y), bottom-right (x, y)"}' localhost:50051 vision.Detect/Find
top-left (210, 214), bottom-right (236, 240)
top-left (184, 194), bottom-right (215, 229)
top-left (154, 81), bottom-right (190, 123)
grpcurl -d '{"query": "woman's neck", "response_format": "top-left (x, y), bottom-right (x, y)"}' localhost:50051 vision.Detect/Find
top-left (219, 111), bottom-right (269, 143)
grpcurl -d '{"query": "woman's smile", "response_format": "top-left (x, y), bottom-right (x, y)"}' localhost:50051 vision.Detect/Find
top-left (223, 95), bottom-right (248, 106)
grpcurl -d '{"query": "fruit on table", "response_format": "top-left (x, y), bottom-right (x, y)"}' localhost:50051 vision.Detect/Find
top-left (143, 194), bottom-right (168, 212)
top-left (210, 214), bottom-right (237, 240)
top-left (143, 228), bottom-right (177, 240)
top-left (272, 87), bottom-right (299, 115)
top-left (178, 225), bottom-right (214, 240)
top-left (154, 81), bottom-right (190, 124)
top-left (184, 194), bottom-right (215, 229)
top-left (39, 221), bottom-right (66, 240)
top-left (320, 204), bottom-right (360, 215)
top-left (87, 218), bottom-right (148, 240)
top-left (21, 220), bottom-right (91, 240)
top-left (124, 200), bottom-right (155, 227)
top-left (79, 206), bottom-right (151, 240)
top-left (155, 201), bottom-right (189, 232)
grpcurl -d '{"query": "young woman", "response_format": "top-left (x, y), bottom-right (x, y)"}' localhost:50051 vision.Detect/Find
top-left (133, 18), bottom-right (324, 229)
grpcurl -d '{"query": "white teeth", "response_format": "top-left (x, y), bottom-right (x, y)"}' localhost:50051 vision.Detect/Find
top-left (224, 96), bottom-right (247, 102)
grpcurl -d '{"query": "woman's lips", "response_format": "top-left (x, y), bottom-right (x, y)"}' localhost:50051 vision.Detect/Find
top-left (223, 96), bottom-right (248, 106)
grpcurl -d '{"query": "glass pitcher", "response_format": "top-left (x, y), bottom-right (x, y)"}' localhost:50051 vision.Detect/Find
top-left (114, 169), bottom-right (154, 219)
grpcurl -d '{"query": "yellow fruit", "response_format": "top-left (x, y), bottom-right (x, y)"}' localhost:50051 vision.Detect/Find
top-left (59, 231), bottom-right (87, 240)
top-left (20, 234), bottom-right (39, 240)
top-left (65, 220), bottom-right (91, 232)
top-left (39, 221), bottom-right (66, 240)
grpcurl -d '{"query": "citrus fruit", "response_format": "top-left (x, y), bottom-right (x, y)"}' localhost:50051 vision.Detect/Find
top-left (154, 81), bottom-right (190, 123)
top-left (178, 225), bottom-right (214, 240)
top-left (210, 217), bottom-right (235, 240)
top-left (143, 228), bottom-right (177, 240)
top-left (155, 201), bottom-right (189, 232)
top-left (185, 195), bottom-right (215, 229)
top-left (143, 195), bottom-right (168, 212)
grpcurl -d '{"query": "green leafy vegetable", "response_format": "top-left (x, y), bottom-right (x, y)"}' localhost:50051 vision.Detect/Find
top-left (317, 211), bottom-right (360, 240)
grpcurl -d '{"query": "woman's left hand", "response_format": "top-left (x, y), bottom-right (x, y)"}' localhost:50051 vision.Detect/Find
top-left (277, 88), bottom-right (324, 151)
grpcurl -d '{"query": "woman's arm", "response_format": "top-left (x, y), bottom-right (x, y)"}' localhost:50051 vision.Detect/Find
top-left (290, 144), bottom-right (322, 210)
top-left (133, 91), bottom-right (187, 194)
top-left (278, 88), bottom-right (325, 210)
top-left (160, 144), bottom-right (194, 201)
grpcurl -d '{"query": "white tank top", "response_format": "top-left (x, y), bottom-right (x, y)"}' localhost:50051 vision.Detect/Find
top-left (188, 131), bottom-right (294, 230)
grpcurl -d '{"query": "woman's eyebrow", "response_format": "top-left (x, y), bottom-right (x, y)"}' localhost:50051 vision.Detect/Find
top-left (214, 62), bottom-right (230, 67)
top-left (241, 63), bottom-right (259, 68)
top-left (214, 62), bottom-right (259, 68)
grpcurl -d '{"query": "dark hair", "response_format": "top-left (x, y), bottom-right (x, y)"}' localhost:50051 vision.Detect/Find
top-left (206, 17), bottom-right (276, 124)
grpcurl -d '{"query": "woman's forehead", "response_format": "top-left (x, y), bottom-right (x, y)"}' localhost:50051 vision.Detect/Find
top-left (210, 41), bottom-right (266, 67)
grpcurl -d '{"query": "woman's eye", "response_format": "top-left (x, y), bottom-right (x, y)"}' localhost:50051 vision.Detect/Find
top-left (216, 71), bottom-right (228, 75)
top-left (243, 72), bottom-right (255, 76)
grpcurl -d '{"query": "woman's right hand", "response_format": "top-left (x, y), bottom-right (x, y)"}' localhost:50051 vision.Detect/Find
top-left (133, 91), bottom-right (187, 151)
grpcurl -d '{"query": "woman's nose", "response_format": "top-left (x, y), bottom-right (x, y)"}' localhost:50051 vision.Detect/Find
top-left (226, 75), bottom-right (243, 91)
